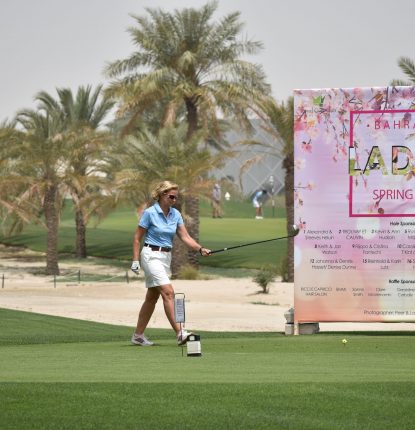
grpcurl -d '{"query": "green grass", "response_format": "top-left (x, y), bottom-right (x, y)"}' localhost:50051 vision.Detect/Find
top-left (0, 201), bottom-right (288, 270)
top-left (1, 308), bottom-right (415, 429)
top-left (199, 197), bottom-right (286, 218)
top-left (2, 383), bottom-right (414, 430)
top-left (199, 217), bottom-right (287, 269)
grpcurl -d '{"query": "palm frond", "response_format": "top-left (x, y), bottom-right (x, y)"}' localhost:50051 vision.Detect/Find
top-left (390, 79), bottom-right (411, 86)
top-left (398, 57), bottom-right (415, 84)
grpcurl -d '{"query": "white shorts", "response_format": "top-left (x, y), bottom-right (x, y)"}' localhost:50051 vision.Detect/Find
top-left (140, 246), bottom-right (172, 288)
top-left (253, 199), bottom-right (261, 208)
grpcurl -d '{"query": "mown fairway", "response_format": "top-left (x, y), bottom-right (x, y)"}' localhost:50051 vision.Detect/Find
top-left (0, 201), bottom-right (287, 269)
top-left (1, 308), bottom-right (415, 429)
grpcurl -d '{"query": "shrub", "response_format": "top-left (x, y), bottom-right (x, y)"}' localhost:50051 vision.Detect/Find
top-left (177, 264), bottom-right (200, 280)
top-left (252, 265), bottom-right (277, 294)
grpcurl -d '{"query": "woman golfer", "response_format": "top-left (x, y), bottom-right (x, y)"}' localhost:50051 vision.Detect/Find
top-left (130, 181), bottom-right (211, 346)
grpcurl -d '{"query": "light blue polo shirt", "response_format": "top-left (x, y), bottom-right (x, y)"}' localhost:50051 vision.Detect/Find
top-left (138, 202), bottom-right (184, 248)
top-left (253, 190), bottom-right (263, 202)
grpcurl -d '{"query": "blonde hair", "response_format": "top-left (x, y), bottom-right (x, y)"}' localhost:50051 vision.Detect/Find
top-left (151, 180), bottom-right (179, 201)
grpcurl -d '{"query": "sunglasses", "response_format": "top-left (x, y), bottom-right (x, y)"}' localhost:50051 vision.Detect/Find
top-left (167, 194), bottom-right (178, 201)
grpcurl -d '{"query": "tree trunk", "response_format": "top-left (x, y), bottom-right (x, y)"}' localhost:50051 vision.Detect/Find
top-left (171, 97), bottom-right (201, 275)
top-left (75, 208), bottom-right (87, 258)
top-left (283, 152), bottom-right (295, 282)
top-left (171, 198), bottom-right (186, 278)
top-left (43, 184), bottom-right (60, 275)
top-left (185, 97), bottom-right (198, 141)
top-left (171, 235), bottom-right (189, 278)
top-left (184, 195), bottom-right (199, 269)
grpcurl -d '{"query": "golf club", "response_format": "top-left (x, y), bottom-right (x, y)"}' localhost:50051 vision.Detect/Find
top-left (209, 224), bottom-right (300, 254)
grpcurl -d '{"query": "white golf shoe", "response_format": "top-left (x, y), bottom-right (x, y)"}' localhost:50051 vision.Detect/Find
top-left (131, 333), bottom-right (154, 346)
top-left (177, 330), bottom-right (193, 346)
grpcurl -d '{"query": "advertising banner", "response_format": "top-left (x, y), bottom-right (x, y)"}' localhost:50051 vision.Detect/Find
top-left (294, 86), bottom-right (415, 322)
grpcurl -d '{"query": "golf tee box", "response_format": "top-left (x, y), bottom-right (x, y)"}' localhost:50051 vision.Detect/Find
top-left (186, 334), bottom-right (202, 357)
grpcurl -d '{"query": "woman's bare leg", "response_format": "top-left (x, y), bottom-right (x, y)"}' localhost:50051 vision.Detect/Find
top-left (157, 284), bottom-right (181, 334)
top-left (135, 287), bottom-right (160, 334)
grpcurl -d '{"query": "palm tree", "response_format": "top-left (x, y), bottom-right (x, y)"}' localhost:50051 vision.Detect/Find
top-left (105, 2), bottom-right (269, 137)
top-left (35, 86), bottom-right (115, 258)
top-left (0, 109), bottom-right (66, 275)
top-left (112, 125), bottom-right (231, 276)
top-left (0, 121), bottom-right (29, 235)
top-left (273, 99), bottom-right (294, 282)
top-left (251, 97), bottom-right (294, 282)
top-left (105, 1), bottom-right (271, 266)
top-left (391, 57), bottom-right (415, 85)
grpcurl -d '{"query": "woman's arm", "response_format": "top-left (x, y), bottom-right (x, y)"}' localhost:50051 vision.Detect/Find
top-left (133, 226), bottom-right (147, 260)
top-left (176, 224), bottom-right (210, 256)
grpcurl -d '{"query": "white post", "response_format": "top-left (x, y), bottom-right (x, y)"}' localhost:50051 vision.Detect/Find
top-left (294, 321), bottom-right (300, 336)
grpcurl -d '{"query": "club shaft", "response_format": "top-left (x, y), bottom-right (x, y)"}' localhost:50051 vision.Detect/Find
top-left (209, 234), bottom-right (296, 254)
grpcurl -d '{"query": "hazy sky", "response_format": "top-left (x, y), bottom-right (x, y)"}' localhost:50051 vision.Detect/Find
top-left (1, 0), bottom-right (414, 121)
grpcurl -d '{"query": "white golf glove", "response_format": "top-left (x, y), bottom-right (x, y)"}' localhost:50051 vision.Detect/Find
top-left (131, 260), bottom-right (141, 275)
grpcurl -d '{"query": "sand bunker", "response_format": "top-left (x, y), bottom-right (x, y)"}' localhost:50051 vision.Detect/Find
top-left (1, 244), bottom-right (414, 332)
